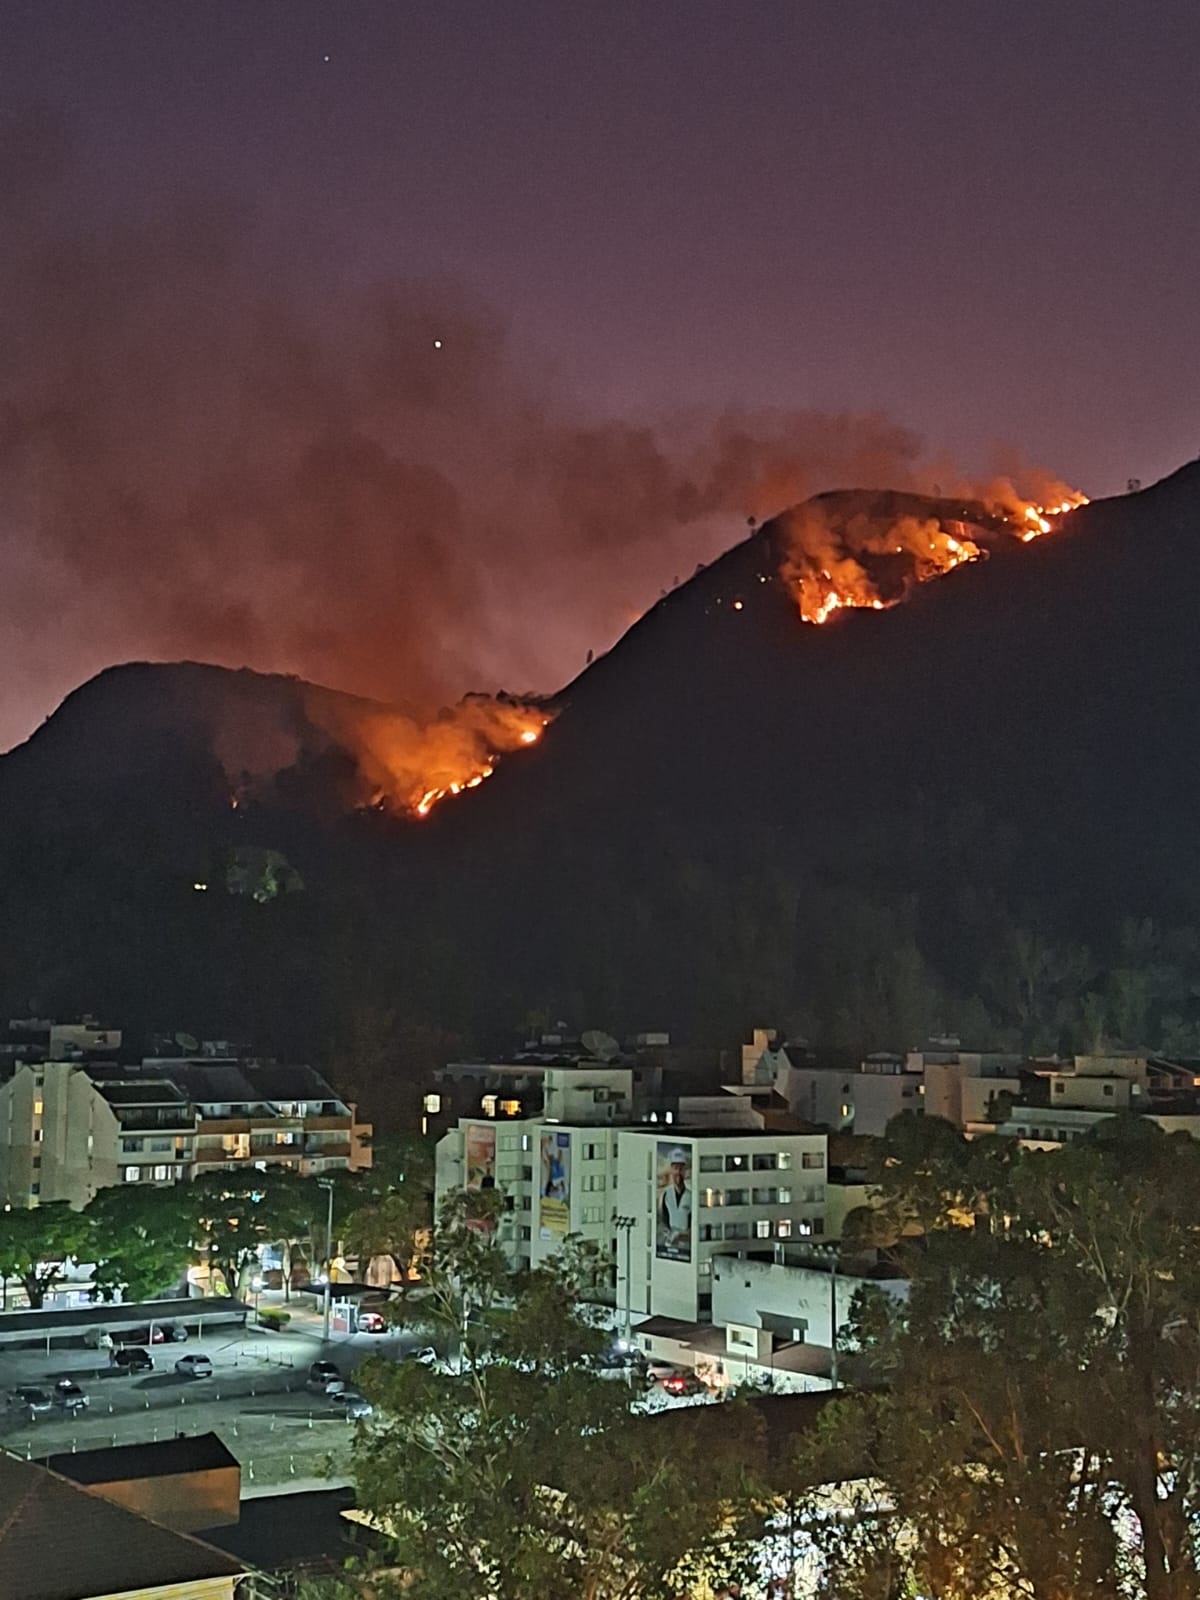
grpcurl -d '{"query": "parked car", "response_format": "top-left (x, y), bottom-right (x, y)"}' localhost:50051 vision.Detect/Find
top-left (54, 1380), bottom-right (89, 1412)
top-left (121, 1325), bottom-right (167, 1346)
top-left (356, 1309), bottom-right (387, 1334)
top-left (660, 1371), bottom-right (706, 1398)
top-left (111, 1347), bottom-right (154, 1374)
top-left (306, 1360), bottom-right (343, 1394)
top-left (7, 1387), bottom-right (53, 1416)
top-left (175, 1354), bottom-right (213, 1379)
top-left (330, 1387), bottom-right (373, 1420)
top-left (407, 1345), bottom-right (439, 1368)
top-left (159, 1322), bottom-right (189, 1343)
top-left (644, 1359), bottom-right (683, 1384)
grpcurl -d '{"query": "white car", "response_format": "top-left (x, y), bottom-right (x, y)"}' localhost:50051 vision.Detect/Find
top-left (330, 1387), bottom-right (373, 1419)
top-left (175, 1354), bottom-right (213, 1379)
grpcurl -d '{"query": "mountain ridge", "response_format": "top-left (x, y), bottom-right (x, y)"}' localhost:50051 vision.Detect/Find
top-left (3, 460), bottom-right (1200, 1078)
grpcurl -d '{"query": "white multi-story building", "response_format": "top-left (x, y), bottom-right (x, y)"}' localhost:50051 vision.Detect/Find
top-left (435, 1092), bottom-right (830, 1331)
top-left (613, 1127), bottom-right (829, 1324)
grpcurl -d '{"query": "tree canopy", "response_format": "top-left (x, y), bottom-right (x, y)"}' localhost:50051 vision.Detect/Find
top-left (794, 1116), bottom-right (1200, 1600)
top-left (349, 1194), bottom-right (765, 1599)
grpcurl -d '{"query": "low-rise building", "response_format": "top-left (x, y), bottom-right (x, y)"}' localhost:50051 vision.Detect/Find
top-left (0, 1449), bottom-right (245, 1600)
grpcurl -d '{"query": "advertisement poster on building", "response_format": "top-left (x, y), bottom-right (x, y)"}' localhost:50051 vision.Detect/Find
top-left (539, 1130), bottom-right (571, 1240)
top-left (656, 1142), bottom-right (693, 1261)
top-left (465, 1124), bottom-right (496, 1191)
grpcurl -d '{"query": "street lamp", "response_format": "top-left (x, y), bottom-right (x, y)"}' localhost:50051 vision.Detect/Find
top-left (318, 1178), bottom-right (335, 1343)
top-left (612, 1214), bottom-right (636, 1348)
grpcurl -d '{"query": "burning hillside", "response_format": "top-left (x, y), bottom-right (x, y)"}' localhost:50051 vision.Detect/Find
top-left (303, 692), bottom-right (552, 818)
top-left (209, 680), bottom-right (553, 820)
top-left (777, 484), bottom-right (1088, 624)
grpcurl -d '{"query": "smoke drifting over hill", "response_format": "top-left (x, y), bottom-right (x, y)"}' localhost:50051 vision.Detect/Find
top-left (0, 110), bottom-right (1079, 752)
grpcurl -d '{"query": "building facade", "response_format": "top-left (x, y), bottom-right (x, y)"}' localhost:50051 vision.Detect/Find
top-left (0, 1057), bottom-right (371, 1209)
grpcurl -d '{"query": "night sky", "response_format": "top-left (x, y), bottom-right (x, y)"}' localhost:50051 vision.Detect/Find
top-left (2, 1), bottom-right (1198, 750)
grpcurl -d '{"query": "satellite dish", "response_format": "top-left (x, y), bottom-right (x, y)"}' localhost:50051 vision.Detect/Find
top-left (175, 1032), bottom-right (199, 1053)
top-left (582, 1029), bottom-right (620, 1062)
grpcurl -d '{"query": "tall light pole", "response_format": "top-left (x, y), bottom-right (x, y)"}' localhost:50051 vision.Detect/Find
top-left (612, 1214), bottom-right (636, 1348)
top-left (318, 1178), bottom-right (335, 1344)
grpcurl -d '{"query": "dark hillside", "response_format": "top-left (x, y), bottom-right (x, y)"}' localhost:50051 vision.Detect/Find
top-left (3, 464), bottom-right (1200, 1088)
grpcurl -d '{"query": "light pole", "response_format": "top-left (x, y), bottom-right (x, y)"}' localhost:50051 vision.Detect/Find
top-left (612, 1214), bottom-right (636, 1348)
top-left (318, 1178), bottom-right (335, 1343)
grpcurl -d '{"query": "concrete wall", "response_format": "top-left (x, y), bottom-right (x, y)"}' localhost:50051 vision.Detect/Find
top-left (711, 1255), bottom-right (907, 1350)
top-left (777, 1065), bottom-right (921, 1136)
top-left (88, 1465), bottom-right (241, 1533)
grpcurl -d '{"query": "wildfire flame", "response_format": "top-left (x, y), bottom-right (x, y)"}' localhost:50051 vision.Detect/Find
top-left (296, 693), bottom-right (551, 820)
top-left (399, 721), bottom-right (546, 819)
top-left (783, 489), bottom-right (1088, 625)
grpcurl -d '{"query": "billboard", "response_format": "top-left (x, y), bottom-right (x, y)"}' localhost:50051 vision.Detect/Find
top-left (655, 1142), bottom-right (693, 1262)
top-left (465, 1124), bottom-right (496, 1192)
top-left (539, 1130), bottom-right (571, 1241)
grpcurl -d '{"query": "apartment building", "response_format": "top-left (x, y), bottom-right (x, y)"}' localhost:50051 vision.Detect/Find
top-left (0, 1057), bottom-right (370, 1209)
top-left (613, 1127), bottom-right (829, 1324)
top-left (435, 1076), bottom-right (829, 1328)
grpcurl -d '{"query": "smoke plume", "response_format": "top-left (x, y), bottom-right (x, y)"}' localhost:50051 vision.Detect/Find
top-left (0, 110), bottom-right (1077, 754)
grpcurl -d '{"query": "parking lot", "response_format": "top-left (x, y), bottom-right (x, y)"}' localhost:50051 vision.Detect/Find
top-left (0, 1307), bottom-right (426, 1488)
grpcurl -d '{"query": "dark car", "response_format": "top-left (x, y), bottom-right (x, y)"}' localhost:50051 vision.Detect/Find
top-left (7, 1387), bottom-right (53, 1417)
top-left (121, 1325), bottom-right (167, 1346)
top-left (112, 1347), bottom-right (154, 1374)
top-left (159, 1322), bottom-right (189, 1343)
top-left (54, 1379), bottom-right (89, 1412)
top-left (660, 1370), bottom-right (705, 1398)
top-left (306, 1359), bottom-right (343, 1394)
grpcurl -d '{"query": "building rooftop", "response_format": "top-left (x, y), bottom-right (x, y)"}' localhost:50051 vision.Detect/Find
top-left (42, 1431), bottom-right (239, 1485)
top-left (241, 1062), bottom-right (344, 1105)
top-left (628, 1123), bottom-right (825, 1139)
top-left (96, 1079), bottom-right (190, 1108)
top-left (0, 1450), bottom-right (244, 1600)
top-left (200, 1485), bottom-right (386, 1577)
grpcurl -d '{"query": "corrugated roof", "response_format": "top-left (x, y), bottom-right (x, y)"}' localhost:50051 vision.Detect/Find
top-left (0, 1450), bottom-right (244, 1600)
top-left (42, 1431), bottom-right (238, 1485)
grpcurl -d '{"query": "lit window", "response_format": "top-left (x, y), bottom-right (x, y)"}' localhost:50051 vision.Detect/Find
top-left (481, 1094), bottom-right (498, 1117)
top-left (702, 1188), bottom-right (722, 1208)
top-left (124, 1166), bottom-right (140, 1183)
top-left (500, 1099), bottom-right (521, 1116)
top-left (33, 1100), bottom-right (43, 1116)
top-left (840, 1103), bottom-right (851, 1118)
top-left (755, 1219), bottom-right (771, 1238)
top-left (423, 1093), bottom-right (442, 1114)
top-left (777, 1151), bottom-right (793, 1171)
top-left (153, 1165), bottom-right (169, 1181)
top-left (777, 1219), bottom-right (793, 1238)
top-left (777, 1187), bottom-right (792, 1204)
